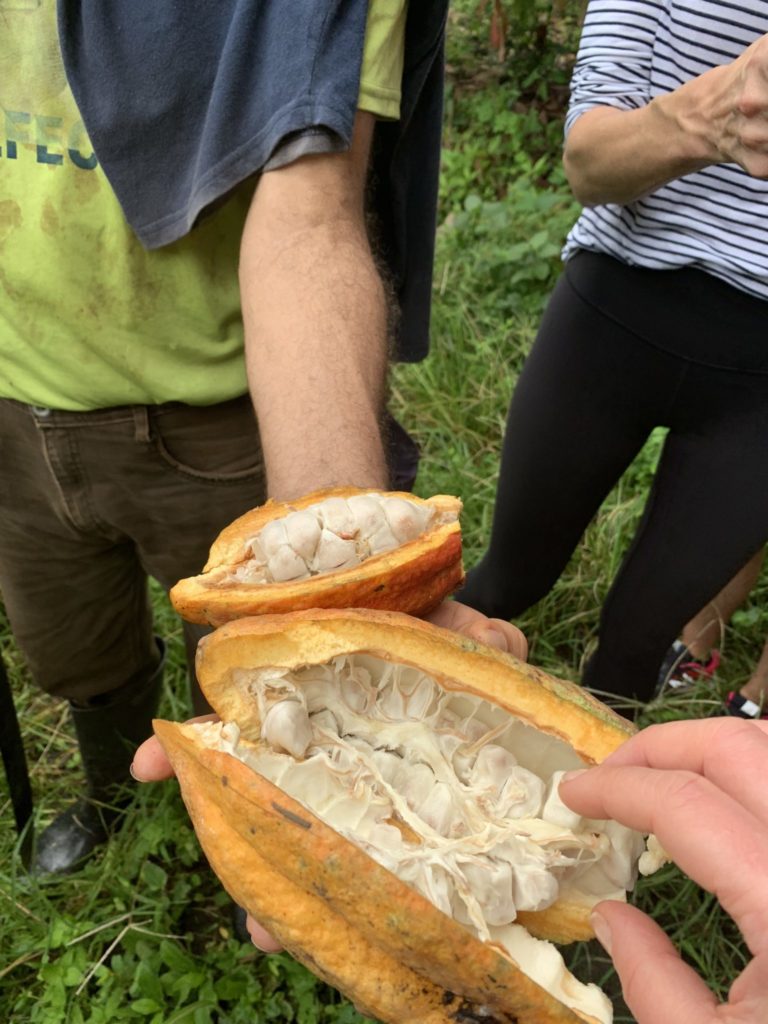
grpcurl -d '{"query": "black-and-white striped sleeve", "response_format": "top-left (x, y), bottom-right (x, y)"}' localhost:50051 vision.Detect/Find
top-left (562, 0), bottom-right (768, 300)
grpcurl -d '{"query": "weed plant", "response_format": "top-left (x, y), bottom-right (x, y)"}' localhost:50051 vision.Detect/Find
top-left (2, 4), bottom-right (765, 1021)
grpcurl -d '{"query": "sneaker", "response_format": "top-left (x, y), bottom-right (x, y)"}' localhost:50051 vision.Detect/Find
top-left (655, 640), bottom-right (721, 698)
top-left (723, 691), bottom-right (768, 720)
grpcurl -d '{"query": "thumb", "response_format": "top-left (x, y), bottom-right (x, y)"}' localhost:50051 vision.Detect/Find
top-left (469, 618), bottom-right (528, 660)
top-left (593, 902), bottom-right (718, 1024)
top-left (246, 915), bottom-right (284, 953)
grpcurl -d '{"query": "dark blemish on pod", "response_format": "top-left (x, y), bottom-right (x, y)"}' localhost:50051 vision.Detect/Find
top-left (272, 802), bottom-right (312, 829)
top-left (451, 1003), bottom-right (509, 1024)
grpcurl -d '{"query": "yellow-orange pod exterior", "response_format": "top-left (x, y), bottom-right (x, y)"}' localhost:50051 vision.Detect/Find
top-left (169, 489), bottom-right (464, 627)
top-left (155, 610), bottom-right (638, 1024)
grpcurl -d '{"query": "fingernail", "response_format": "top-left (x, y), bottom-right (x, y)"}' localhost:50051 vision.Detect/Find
top-left (482, 628), bottom-right (508, 650)
top-left (129, 762), bottom-right (139, 781)
top-left (590, 910), bottom-right (613, 955)
top-left (560, 768), bottom-right (587, 785)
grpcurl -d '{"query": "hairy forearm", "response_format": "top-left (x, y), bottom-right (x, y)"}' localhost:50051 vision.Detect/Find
top-left (240, 179), bottom-right (389, 500)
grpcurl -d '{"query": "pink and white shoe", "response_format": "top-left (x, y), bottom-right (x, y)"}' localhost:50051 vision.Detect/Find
top-left (723, 691), bottom-right (768, 720)
top-left (655, 640), bottom-right (721, 698)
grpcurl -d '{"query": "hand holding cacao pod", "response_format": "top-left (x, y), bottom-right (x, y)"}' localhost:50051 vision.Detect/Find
top-left (154, 609), bottom-right (659, 1024)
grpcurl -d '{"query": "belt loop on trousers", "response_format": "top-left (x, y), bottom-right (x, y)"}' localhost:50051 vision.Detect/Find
top-left (133, 406), bottom-right (152, 443)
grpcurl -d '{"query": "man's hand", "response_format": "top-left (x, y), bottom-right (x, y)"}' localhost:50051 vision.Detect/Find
top-left (559, 719), bottom-right (768, 1024)
top-left (425, 600), bottom-right (527, 661)
top-left (131, 600), bottom-right (526, 951)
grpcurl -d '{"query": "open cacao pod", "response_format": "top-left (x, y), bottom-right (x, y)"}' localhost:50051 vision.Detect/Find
top-left (169, 488), bottom-right (463, 626)
top-left (155, 609), bottom-right (657, 1024)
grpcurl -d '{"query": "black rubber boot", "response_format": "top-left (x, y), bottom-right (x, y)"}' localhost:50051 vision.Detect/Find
top-left (32, 640), bottom-right (165, 875)
top-left (183, 622), bottom-right (214, 716)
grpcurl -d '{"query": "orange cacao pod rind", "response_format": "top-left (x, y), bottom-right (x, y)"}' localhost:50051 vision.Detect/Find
top-left (169, 489), bottom-right (464, 626)
top-left (155, 719), bottom-right (603, 1024)
top-left (154, 610), bottom-right (635, 1024)
top-left (193, 609), bottom-right (634, 766)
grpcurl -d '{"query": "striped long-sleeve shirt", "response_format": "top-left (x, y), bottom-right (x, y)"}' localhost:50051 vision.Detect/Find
top-left (562, 0), bottom-right (768, 300)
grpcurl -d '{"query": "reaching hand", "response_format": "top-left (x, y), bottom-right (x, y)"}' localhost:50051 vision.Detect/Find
top-left (559, 718), bottom-right (768, 1024)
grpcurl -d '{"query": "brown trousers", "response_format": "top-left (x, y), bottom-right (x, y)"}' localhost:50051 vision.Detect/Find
top-left (0, 395), bottom-right (266, 704)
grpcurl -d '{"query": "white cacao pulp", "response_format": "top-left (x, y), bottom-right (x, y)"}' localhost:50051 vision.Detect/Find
top-left (194, 655), bottom-right (658, 1024)
top-left (226, 494), bottom-right (455, 584)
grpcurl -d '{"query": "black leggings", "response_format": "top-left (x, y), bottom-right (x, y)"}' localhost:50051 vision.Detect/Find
top-left (461, 253), bottom-right (768, 703)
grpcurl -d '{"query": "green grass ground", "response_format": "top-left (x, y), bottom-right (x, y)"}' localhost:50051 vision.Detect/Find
top-left (2, 5), bottom-right (765, 1021)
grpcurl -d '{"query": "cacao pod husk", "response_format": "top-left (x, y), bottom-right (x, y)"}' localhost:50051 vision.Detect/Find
top-left (155, 610), bottom-right (640, 1024)
top-left (170, 488), bottom-right (463, 627)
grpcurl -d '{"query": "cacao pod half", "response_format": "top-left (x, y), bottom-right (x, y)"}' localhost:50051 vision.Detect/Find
top-left (170, 488), bottom-right (463, 626)
top-left (155, 610), bottom-right (648, 1024)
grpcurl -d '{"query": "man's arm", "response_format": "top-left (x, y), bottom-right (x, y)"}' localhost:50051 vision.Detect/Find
top-left (564, 33), bottom-right (768, 206)
top-left (239, 111), bottom-right (389, 501)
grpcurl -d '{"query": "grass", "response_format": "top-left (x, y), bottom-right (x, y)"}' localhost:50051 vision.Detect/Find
top-left (2, 4), bottom-right (766, 1021)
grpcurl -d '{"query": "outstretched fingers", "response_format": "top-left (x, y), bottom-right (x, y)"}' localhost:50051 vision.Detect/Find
top-left (593, 901), bottom-right (719, 1022)
top-left (560, 761), bottom-right (768, 956)
top-left (599, 719), bottom-right (768, 823)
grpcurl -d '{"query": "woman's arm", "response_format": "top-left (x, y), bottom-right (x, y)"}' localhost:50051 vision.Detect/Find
top-left (564, 26), bottom-right (768, 205)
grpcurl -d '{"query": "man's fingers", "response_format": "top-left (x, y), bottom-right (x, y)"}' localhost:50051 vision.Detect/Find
top-left (472, 617), bottom-right (528, 661)
top-left (560, 764), bottom-right (768, 953)
top-left (246, 915), bottom-right (284, 953)
top-left (594, 901), bottom-right (718, 1023)
top-left (131, 714), bottom-right (219, 782)
top-left (132, 736), bottom-right (175, 782)
top-left (598, 720), bottom-right (768, 824)
top-left (426, 600), bottom-right (528, 659)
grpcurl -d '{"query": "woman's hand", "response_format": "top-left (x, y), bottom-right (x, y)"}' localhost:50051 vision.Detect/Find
top-left (565, 31), bottom-right (768, 205)
top-left (559, 718), bottom-right (768, 1023)
top-left (695, 32), bottom-right (768, 178)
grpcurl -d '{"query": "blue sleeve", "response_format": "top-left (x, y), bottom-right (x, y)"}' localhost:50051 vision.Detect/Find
top-left (58, 0), bottom-right (366, 248)
top-left (58, 0), bottom-right (447, 362)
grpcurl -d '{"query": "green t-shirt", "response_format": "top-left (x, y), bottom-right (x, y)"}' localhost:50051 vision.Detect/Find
top-left (0, 0), bottom-right (406, 410)
top-left (1, 0), bottom-right (252, 410)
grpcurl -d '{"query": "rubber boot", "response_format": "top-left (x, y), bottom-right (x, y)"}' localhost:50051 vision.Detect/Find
top-left (32, 640), bottom-right (165, 875)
